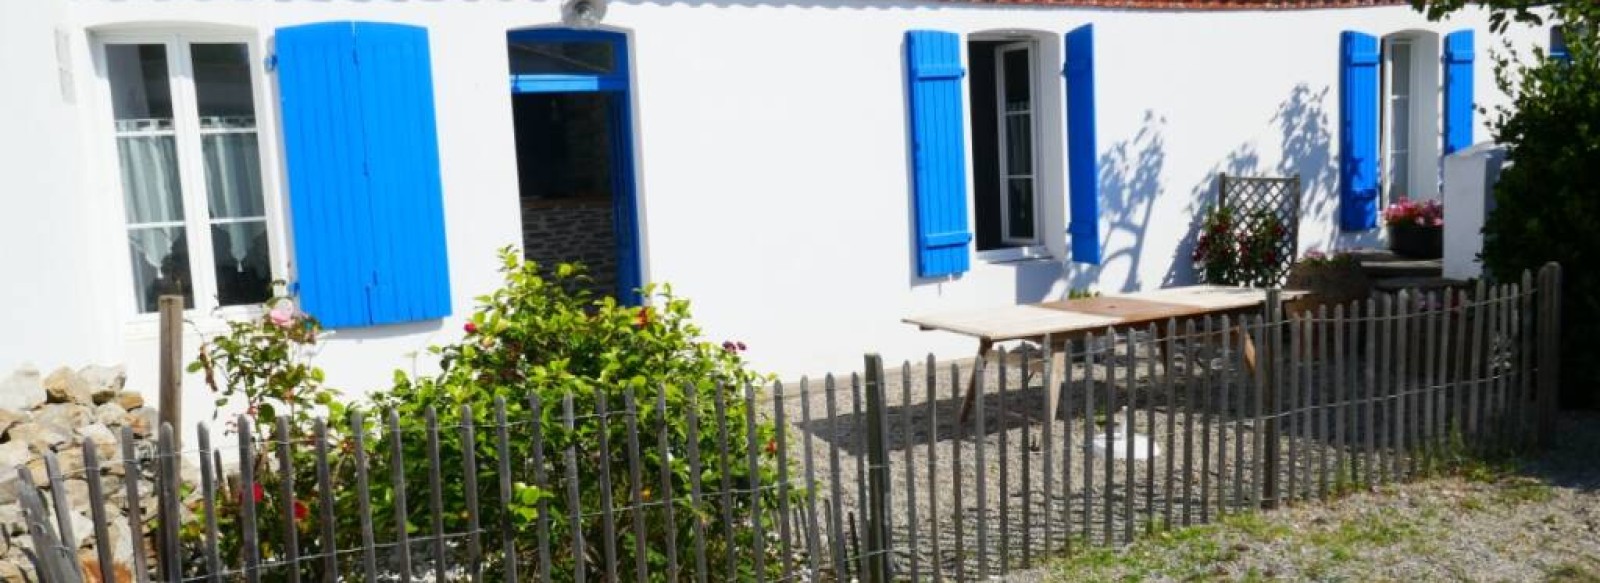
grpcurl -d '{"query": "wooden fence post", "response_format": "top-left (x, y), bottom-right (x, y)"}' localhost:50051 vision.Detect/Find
top-left (158, 294), bottom-right (183, 452)
top-left (1262, 290), bottom-right (1282, 509)
top-left (1538, 263), bottom-right (1563, 448)
top-left (862, 354), bottom-right (893, 583)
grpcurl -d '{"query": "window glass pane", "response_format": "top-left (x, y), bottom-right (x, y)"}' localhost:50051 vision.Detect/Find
top-left (1389, 42), bottom-right (1412, 95)
top-left (1388, 154), bottom-right (1410, 198)
top-left (211, 220), bottom-right (272, 306)
top-left (1005, 114), bottom-right (1032, 176)
top-left (191, 43), bottom-right (257, 128)
top-left (508, 40), bottom-right (615, 75)
top-left (106, 44), bottom-right (173, 130)
top-left (1007, 178), bottom-right (1035, 240)
top-left (116, 136), bottom-right (186, 224)
top-left (128, 226), bottom-right (194, 313)
top-left (203, 133), bottom-right (266, 219)
top-left (1391, 98), bottom-right (1411, 151)
top-left (1003, 48), bottom-right (1031, 109)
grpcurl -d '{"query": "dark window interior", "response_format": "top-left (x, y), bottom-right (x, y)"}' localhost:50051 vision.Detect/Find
top-left (511, 92), bottom-right (615, 201)
top-left (967, 41), bottom-right (1004, 251)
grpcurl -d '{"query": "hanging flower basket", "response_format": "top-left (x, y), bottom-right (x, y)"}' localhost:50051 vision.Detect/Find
top-left (1382, 198), bottom-right (1444, 260)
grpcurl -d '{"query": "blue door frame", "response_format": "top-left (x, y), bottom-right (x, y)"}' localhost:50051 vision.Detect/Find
top-left (508, 28), bottom-right (643, 305)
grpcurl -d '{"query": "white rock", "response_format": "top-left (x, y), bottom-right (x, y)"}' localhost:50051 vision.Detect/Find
top-left (94, 403), bottom-right (126, 427)
top-left (43, 367), bottom-right (93, 406)
top-left (1090, 426), bottom-right (1162, 461)
top-left (78, 365), bottom-right (126, 404)
top-left (0, 366), bottom-right (46, 412)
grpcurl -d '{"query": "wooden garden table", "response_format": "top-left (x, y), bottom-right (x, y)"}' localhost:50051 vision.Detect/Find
top-left (903, 285), bottom-right (1305, 423)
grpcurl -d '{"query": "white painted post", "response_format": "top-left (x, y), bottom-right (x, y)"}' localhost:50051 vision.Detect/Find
top-left (1442, 143), bottom-right (1508, 280)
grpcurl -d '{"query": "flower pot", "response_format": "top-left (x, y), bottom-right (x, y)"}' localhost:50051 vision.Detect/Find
top-left (1387, 223), bottom-right (1443, 259)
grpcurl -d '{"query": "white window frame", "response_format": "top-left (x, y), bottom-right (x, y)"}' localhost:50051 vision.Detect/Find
top-left (1381, 37), bottom-right (1414, 203)
top-left (970, 34), bottom-right (1052, 264)
top-left (995, 41), bottom-right (1042, 249)
top-left (91, 30), bottom-right (287, 333)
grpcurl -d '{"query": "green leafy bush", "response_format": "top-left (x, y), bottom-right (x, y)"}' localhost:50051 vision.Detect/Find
top-left (1193, 206), bottom-right (1290, 288)
top-left (1478, 18), bottom-right (1600, 408)
top-left (367, 248), bottom-right (784, 580)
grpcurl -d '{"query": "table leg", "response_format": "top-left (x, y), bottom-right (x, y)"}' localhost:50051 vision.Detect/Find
top-left (1046, 335), bottom-right (1068, 420)
top-left (1241, 322), bottom-right (1259, 377)
top-left (958, 338), bottom-right (995, 425)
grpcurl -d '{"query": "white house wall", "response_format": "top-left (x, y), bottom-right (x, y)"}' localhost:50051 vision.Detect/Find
top-left (0, 0), bottom-right (1546, 424)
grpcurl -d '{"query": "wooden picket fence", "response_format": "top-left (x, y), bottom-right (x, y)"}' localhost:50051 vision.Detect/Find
top-left (12, 264), bottom-right (1564, 582)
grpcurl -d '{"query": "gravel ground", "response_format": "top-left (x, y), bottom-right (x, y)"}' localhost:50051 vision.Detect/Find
top-left (770, 333), bottom-right (1503, 580)
top-left (1029, 409), bottom-right (1600, 582)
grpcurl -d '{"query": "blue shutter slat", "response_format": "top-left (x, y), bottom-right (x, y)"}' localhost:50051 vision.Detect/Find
top-left (1443, 29), bottom-right (1475, 155)
top-left (276, 22), bottom-right (375, 328)
top-left (1064, 24), bottom-right (1101, 264)
top-left (1339, 31), bottom-right (1381, 231)
top-left (905, 30), bottom-right (971, 278)
top-left (276, 21), bottom-right (451, 328)
top-left (354, 23), bottom-right (452, 325)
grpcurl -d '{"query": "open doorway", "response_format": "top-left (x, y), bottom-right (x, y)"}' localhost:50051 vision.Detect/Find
top-left (507, 29), bottom-right (641, 303)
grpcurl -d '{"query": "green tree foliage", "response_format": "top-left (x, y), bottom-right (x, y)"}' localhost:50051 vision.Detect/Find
top-left (1414, 1), bottom-right (1600, 407)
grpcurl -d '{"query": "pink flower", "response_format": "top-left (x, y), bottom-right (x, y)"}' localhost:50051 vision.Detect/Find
top-left (268, 303), bottom-right (297, 329)
top-left (463, 322), bottom-right (478, 334)
top-left (1415, 217), bottom-right (1425, 226)
top-left (1431, 217), bottom-right (1443, 227)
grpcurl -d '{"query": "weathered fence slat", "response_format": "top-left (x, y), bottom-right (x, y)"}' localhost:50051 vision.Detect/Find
top-left (996, 347), bottom-right (1011, 574)
top-left (42, 451), bottom-right (85, 583)
top-left (655, 388), bottom-right (682, 583)
top-left (823, 375), bottom-right (847, 582)
top-left (595, 391), bottom-right (620, 583)
top-left (84, 437), bottom-right (119, 583)
top-left (1197, 318), bottom-right (1213, 525)
top-left (1123, 328), bottom-right (1136, 542)
top-left (743, 383), bottom-right (770, 581)
top-left (276, 417), bottom-right (302, 583)
top-left (313, 419), bottom-right (339, 582)
top-left (772, 380), bottom-right (796, 581)
top-left (492, 398), bottom-right (521, 583)
top-left (1182, 320), bottom-right (1197, 527)
top-left (952, 363), bottom-right (968, 583)
top-left (529, 394), bottom-right (550, 583)
top-left (1318, 304), bottom-right (1333, 498)
top-left (974, 354), bottom-right (991, 579)
top-left (561, 394), bottom-right (586, 583)
top-left (351, 411), bottom-right (379, 583)
top-left (850, 372), bottom-right (870, 579)
top-left (428, 408), bottom-right (448, 579)
top-left (1163, 321), bottom-right (1179, 529)
top-left (1041, 342), bottom-right (1056, 560)
top-left (1468, 279), bottom-right (1487, 450)
top-left (1021, 350), bottom-right (1036, 567)
top-left (1518, 271), bottom-right (1534, 448)
top-left (1084, 330), bottom-right (1097, 543)
top-left (622, 390), bottom-right (648, 583)
top-left (233, 420), bottom-right (260, 583)
top-left (1287, 313), bottom-right (1302, 504)
top-left (427, 408), bottom-right (448, 582)
top-left (1103, 329), bottom-right (1116, 545)
top-left (798, 378), bottom-right (820, 583)
top-left (17, 467), bottom-right (71, 583)
top-left (900, 362), bottom-right (921, 581)
top-left (927, 359), bottom-right (945, 583)
top-left (1396, 290), bottom-right (1410, 481)
top-left (389, 411), bottom-right (413, 583)
top-left (461, 404), bottom-right (483, 583)
top-left (1217, 316), bottom-right (1232, 514)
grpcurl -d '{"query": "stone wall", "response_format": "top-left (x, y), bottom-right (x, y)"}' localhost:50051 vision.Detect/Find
top-left (520, 197), bottom-right (619, 299)
top-left (0, 364), bottom-right (163, 582)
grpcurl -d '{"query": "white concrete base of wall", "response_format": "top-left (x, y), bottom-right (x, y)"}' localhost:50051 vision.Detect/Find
top-left (1442, 143), bottom-right (1508, 280)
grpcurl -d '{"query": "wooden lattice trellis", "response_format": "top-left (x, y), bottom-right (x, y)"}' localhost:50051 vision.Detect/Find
top-left (1217, 173), bottom-right (1302, 286)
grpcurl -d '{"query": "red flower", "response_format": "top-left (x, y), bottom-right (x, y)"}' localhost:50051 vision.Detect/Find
top-left (294, 500), bottom-right (310, 522)
top-left (463, 322), bottom-right (478, 334)
top-left (722, 341), bottom-right (737, 353)
top-left (635, 307), bottom-right (651, 328)
top-left (765, 439), bottom-right (777, 455)
top-left (238, 482), bottom-right (265, 506)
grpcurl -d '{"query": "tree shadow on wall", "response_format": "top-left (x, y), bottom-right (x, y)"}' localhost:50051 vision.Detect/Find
top-left (1068, 110), bottom-right (1168, 295)
top-left (1162, 83), bottom-right (1340, 287)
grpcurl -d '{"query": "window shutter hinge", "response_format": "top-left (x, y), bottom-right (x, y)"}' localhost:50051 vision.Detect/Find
top-left (264, 54), bottom-right (277, 73)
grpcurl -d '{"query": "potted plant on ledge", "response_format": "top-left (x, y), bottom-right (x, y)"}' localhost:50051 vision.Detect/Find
top-left (1383, 197), bottom-right (1444, 259)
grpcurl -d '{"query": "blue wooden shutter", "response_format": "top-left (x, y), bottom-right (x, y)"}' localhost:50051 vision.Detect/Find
top-left (276, 23), bottom-right (374, 328)
top-left (905, 30), bottom-right (971, 278)
top-left (275, 22), bottom-right (452, 327)
top-left (353, 23), bottom-right (452, 325)
top-left (1339, 31), bottom-right (1381, 231)
top-left (1064, 24), bottom-right (1101, 264)
top-left (1443, 30), bottom-right (1475, 155)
